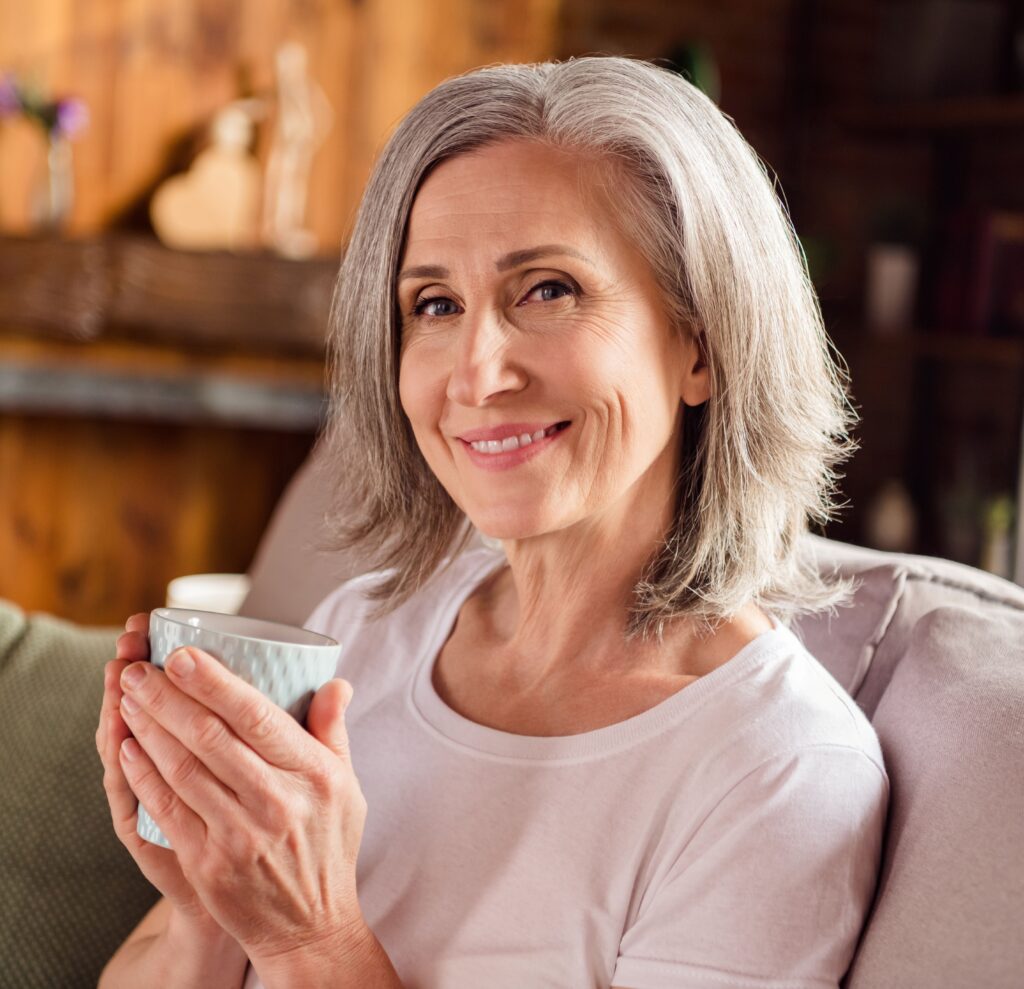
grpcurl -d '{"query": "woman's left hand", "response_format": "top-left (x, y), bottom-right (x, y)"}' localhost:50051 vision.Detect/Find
top-left (117, 645), bottom-right (370, 969)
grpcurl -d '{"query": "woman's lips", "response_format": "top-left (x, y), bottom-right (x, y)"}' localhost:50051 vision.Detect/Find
top-left (457, 421), bottom-right (564, 444)
top-left (459, 421), bottom-right (571, 472)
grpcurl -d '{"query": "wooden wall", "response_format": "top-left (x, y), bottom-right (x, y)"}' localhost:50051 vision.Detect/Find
top-left (0, 411), bottom-right (316, 623)
top-left (0, 0), bottom-right (561, 250)
top-left (0, 0), bottom-right (562, 625)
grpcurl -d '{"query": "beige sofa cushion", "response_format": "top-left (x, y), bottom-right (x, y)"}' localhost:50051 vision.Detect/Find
top-left (843, 604), bottom-right (1024, 989)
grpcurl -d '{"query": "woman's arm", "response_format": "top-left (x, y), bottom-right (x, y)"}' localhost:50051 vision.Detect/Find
top-left (98, 896), bottom-right (249, 989)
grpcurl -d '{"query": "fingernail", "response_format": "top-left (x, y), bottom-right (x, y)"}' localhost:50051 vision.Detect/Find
top-left (167, 648), bottom-right (196, 677)
top-left (121, 738), bottom-right (140, 761)
top-left (121, 663), bottom-right (147, 690)
top-left (121, 693), bottom-right (140, 716)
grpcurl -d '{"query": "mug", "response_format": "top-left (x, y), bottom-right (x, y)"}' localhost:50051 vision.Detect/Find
top-left (165, 573), bottom-right (252, 615)
top-left (135, 607), bottom-right (341, 849)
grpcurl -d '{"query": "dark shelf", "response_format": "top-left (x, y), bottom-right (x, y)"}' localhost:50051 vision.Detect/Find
top-left (835, 95), bottom-right (1024, 134)
top-left (832, 328), bottom-right (1024, 367)
top-left (0, 234), bottom-right (339, 357)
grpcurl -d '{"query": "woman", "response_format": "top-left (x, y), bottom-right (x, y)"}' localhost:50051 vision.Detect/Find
top-left (98, 56), bottom-right (888, 988)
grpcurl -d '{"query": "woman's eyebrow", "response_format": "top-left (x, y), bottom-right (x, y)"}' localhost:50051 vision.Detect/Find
top-left (398, 244), bottom-right (595, 282)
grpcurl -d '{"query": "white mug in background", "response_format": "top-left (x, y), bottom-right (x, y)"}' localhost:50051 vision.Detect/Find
top-left (165, 573), bottom-right (252, 615)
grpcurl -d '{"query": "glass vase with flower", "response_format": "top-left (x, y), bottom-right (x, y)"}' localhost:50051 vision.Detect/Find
top-left (0, 73), bottom-right (89, 232)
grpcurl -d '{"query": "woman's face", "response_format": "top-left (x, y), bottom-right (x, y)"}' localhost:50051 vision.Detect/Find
top-left (396, 138), bottom-right (708, 541)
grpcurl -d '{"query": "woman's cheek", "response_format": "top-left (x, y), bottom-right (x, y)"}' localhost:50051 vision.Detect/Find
top-left (398, 355), bottom-right (448, 464)
top-left (397, 345), bottom-right (435, 424)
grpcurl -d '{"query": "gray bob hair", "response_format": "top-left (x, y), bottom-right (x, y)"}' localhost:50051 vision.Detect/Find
top-left (320, 54), bottom-right (860, 641)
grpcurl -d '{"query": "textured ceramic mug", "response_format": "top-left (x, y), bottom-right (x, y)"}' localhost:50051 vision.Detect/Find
top-left (136, 608), bottom-right (342, 849)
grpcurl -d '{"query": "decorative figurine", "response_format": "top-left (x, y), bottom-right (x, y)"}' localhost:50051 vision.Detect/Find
top-left (150, 101), bottom-right (262, 252)
top-left (261, 41), bottom-right (334, 259)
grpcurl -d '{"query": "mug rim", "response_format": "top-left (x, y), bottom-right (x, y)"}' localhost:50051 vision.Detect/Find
top-left (152, 607), bottom-right (340, 649)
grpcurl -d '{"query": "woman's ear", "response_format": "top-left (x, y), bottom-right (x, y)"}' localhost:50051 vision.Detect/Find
top-left (680, 329), bottom-right (710, 407)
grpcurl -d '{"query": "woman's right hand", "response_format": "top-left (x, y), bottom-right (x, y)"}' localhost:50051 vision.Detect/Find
top-left (95, 613), bottom-right (224, 937)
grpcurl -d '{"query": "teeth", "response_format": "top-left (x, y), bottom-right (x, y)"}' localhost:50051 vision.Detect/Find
top-left (469, 424), bottom-right (562, 454)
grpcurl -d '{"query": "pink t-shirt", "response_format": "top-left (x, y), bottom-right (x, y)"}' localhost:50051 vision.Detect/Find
top-left (244, 545), bottom-right (888, 989)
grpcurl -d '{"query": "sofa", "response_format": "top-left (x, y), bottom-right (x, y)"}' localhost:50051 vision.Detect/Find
top-left (2, 443), bottom-right (1023, 988)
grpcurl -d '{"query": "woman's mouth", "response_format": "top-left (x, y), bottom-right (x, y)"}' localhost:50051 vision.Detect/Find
top-left (459, 421), bottom-right (571, 471)
top-left (467, 421), bottom-right (569, 454)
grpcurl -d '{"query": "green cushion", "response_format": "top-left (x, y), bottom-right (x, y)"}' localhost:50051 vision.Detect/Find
top-left (0, 600), bottom-right (160, 988)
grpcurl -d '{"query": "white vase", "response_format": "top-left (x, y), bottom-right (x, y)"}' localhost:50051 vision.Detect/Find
top-left (866, 243), bottom-right (919, 335)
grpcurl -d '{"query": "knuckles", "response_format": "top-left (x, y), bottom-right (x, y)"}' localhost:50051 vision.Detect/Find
top-left (102, 767), bottom-right (123, 796)
top-left (137, 674), bottom-right (167, 713)
top-left (165, 749), bottom-right (204, 791)
top-left (240, 697), bottom-right (276, 741)
top-left (303, 757), bottom-right (336, 797)
top-left (191, 711), bottom-right (229, 754)
top-left (259, 788), bottom-right (295, 832)
top-left (143, 774), bottom-right (179, 822)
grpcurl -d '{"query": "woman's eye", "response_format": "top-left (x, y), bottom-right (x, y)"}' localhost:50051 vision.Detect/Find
top-left (411, 296), bottom-right (459, 318)
top-left (522, 279), bottom-right (575, 304)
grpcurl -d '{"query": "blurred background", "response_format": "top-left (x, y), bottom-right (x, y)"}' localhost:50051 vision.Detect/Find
top-left (0, 0), bottom-right (1022, 625)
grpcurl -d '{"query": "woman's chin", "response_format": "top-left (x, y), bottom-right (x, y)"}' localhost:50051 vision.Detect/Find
top-left (467, 508), bottom-right (558, 543)
top-left (473, 523), bottom-right (538, 543)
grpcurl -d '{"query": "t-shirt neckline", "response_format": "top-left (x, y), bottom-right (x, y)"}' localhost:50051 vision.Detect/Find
top-left (408, 548), bottom-right (797, 763)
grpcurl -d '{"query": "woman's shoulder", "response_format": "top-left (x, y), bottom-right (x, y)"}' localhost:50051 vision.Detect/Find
top-left (684, 623), bottom-right (887, 792)
top-left (780, 631), bottom-right (886, 772)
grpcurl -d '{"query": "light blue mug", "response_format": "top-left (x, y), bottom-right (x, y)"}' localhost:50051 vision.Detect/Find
top-left (136, 608), bottom-right (341, 849)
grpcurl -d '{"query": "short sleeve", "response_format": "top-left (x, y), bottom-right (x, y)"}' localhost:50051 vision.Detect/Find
top-left (612, 745), bottom-right (889, 989)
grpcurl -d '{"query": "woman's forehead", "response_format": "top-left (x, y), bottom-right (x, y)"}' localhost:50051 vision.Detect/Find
top-left (403, 142), bottom-right (623, 261)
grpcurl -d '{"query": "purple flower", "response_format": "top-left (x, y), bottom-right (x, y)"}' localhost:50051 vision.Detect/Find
top-left (0, 74), bottom-right (19, 116)
top-left (54, 97), bottom-right (89, 138)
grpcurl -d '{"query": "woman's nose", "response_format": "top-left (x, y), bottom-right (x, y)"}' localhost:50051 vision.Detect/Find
top-left (445, 307), bottom-right (527, 407)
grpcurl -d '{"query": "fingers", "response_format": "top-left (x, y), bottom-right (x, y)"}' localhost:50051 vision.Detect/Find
top-left (97, 660), bottom-right (131, 760)
top-left (116, 620), bottom-right (150, 663)
top-left (162, 647), bottom-right (323, 773)
top-left (118, 660), bottom-right (271, 809)
top-left (125, 612), bottom-right (150, 634)
top-left (118, 680), bottom-right (239, 822)
top-left (98, 613), bottom-right (152, 848)
top-left (97, 645), bottom-right (145, 842)
top-left (97, 659), bottom-right (144, 846)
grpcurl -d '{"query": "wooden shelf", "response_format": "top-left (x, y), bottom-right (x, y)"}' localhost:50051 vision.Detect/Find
top-left (0, 333), bottom-right (327, 431)
top-left (0, 233), bottom-right (339, 356)
top-left (0, 332), bottom-right (325, 386)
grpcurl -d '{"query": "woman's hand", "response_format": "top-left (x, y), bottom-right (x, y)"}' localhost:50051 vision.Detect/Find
top-left (96, 614), bottom-right (228, 938)
top-left (110, 638), bottom-right (370, 970)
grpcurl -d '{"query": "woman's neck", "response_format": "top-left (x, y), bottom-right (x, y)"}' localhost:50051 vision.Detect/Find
top-left (480, 494), bottom-right (699, 688)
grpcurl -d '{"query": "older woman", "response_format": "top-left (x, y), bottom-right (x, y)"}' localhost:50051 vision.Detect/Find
top-left (98, 56), bottom-right (888, 988)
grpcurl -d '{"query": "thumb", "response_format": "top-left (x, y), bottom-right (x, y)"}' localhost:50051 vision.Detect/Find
top-left (306, 678), bottom-right (354, 760)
